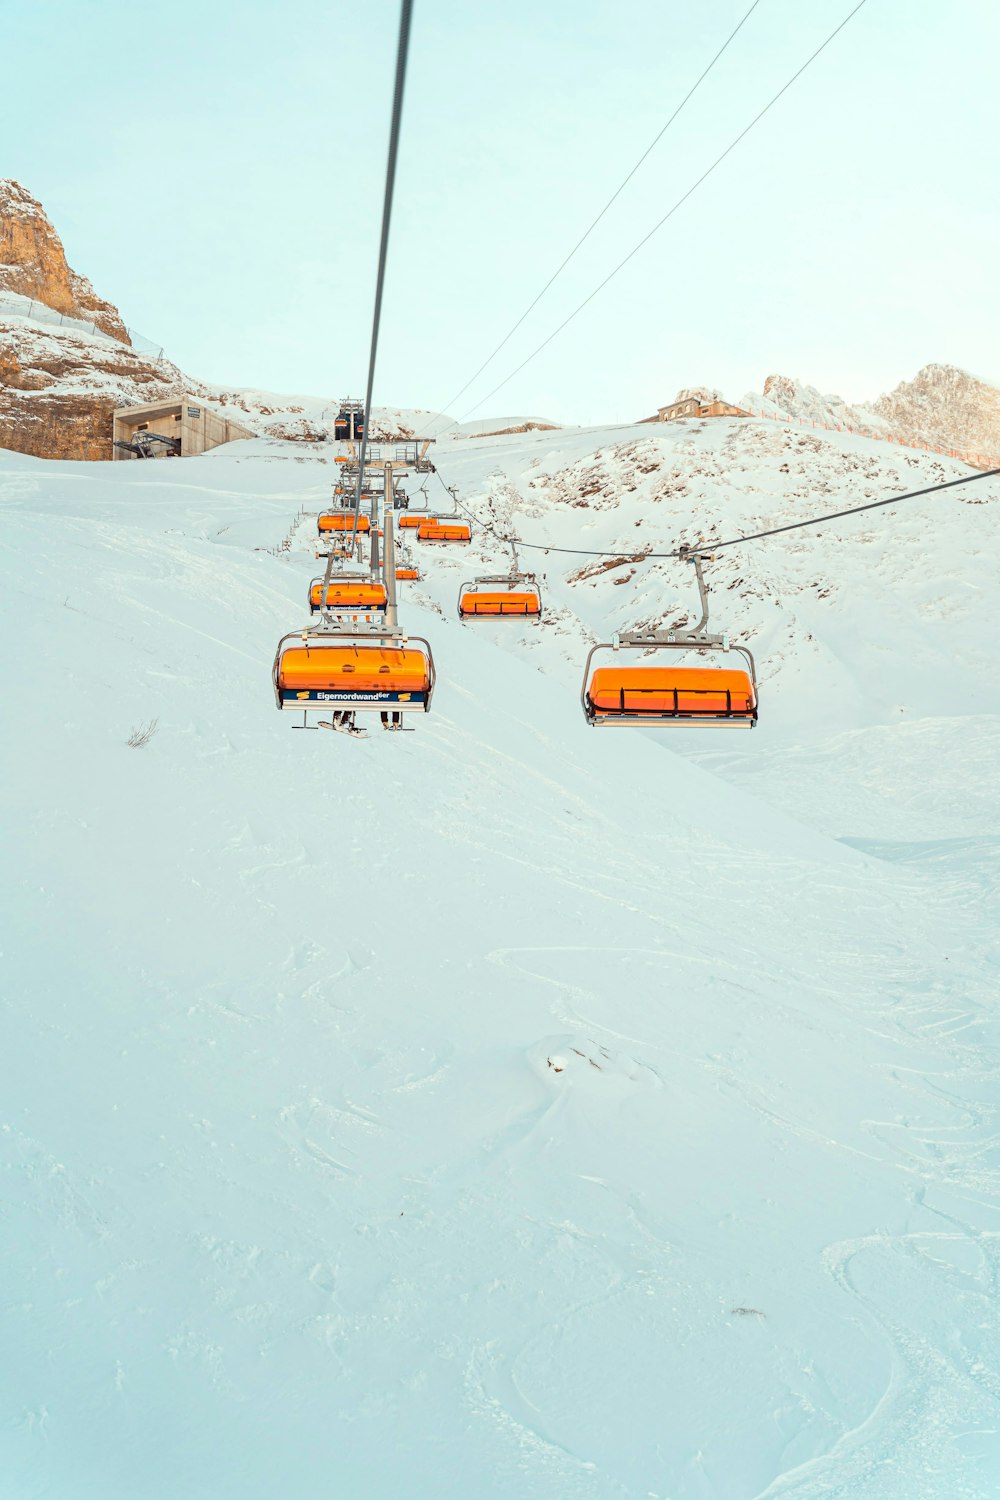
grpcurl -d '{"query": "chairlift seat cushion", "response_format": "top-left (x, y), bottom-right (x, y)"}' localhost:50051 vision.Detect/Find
top-left (310, 582), bottom-right (387, 609)
top-left (460, 590), bottom-right (539, 615)
top-left (398, 514), bottom-right (424, 528)
top-left (419, 522), bottom-right (471, 542)
top-left (279, 645), bottom-right (430, 694)
top-left (588, 666), bottom-right (756, 716)
top-left (318, 513), bottom-right (371, 532)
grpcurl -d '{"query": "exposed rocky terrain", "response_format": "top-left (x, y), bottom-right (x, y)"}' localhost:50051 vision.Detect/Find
top-left (0, 178), bottom-right (445, 460)
top-left (3, 177), bottom-right (1000, 468)
top-left (742, 372), bottom-right (890, 437)
top-left (873, 362), bottom-right (1000, 457)
top-left (649, 365), bottom-right (1000, 467)
top-left (0, 179), bottom-right (127, 342)
top-left (0, 180), bottom-right (185, 460)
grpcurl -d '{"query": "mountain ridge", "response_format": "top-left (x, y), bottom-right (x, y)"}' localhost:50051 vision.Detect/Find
top-left (3, 179), bottom-right (1000, 469)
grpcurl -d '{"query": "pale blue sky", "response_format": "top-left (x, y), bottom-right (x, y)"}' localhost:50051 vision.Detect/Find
top-left (3, 0), bottom-right (998, 423)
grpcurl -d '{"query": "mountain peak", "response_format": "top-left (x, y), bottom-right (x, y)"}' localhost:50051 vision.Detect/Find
top-left (746, 372), bottom-right (889, 436)
top-left (873, 363), bottom-right (1000, 455)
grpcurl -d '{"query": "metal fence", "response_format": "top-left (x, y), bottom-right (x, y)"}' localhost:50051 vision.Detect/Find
top-left (0, 290), bottom-right (165, 362)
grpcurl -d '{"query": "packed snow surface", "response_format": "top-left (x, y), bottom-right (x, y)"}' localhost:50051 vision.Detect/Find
top-left (2, 415), bottom-right (999, 1499)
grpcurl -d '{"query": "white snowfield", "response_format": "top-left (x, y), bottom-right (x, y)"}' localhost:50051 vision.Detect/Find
top-left (2, 415), bottom-right (998, 1500)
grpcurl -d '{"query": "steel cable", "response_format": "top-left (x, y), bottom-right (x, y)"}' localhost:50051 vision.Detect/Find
top-left (435, 461), bottom-right (1000, 562)
top-left (452, 0), bottom-right (869, 428)
top-left (319, 0), bottom-right (414, 606)
top-left (427, 0), bottom-right (763, 434)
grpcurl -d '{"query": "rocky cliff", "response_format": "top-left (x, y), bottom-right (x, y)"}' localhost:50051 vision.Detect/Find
top-left (0, 180), bottom-right (128, 343)
top-left (0, 179), bottom-right (186, 459)
top-left (743, 373), bottom-right (890, 437)
top-left (0, 180), bottom-right (432, 460)
top-left (873, 363), bottom-right (1000, 459)
top-left (0, 316), bottom-right (185, 461)
top-left (733, 366), bottom-right (1000, 464)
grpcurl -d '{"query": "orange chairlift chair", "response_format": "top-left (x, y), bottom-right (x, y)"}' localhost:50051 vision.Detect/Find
top-left (395, 482), bottom-right (431, 529)
top-left (317, 509), bottom-right (370, 535)
top-left (582, 546), bottom-right (758, 728)
top-left (418, 517), bottom-right (472, 544)
top-left (458, 574), bottom-right (542, 618)
top-left (308, 575), bottom-right (388, 614)
top-left (395, 547), bottom-right (421, 581)
top-left (418, 482), bottom-right (472, 544)
top-left (273, 626), bottom-right (435, 723)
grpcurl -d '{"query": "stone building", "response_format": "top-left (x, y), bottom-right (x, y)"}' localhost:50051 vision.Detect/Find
top-left (657, 396), bottom-right (749, 422)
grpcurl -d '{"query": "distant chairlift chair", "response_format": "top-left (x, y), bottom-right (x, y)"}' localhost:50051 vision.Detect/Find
top-left (458, 575), bottom-right (542, 618)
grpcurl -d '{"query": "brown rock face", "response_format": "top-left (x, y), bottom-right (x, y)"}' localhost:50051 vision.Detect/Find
top-left (0, 179), bottom-right (190, 460)
top-left (0, 316), bottom-right (185, 460)
top-left (0, 179), bottom-right (128, 343)
top-left (873, 363), bottom-right (1000, 460)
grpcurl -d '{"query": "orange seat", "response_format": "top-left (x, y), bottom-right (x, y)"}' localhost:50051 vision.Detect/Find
top-left (588, 666), bottom-right (756, 717)
top-left (318, 512), bottom-right (371, 533)
top-left (396, 567), bottom-right (419, 580)
top-left (278, 644), bottom-right (430, 695)
top-left (419, 521), bottom-right (471, 543)
top-left (398, 513), bottom-right (424, 529)
top-left (310, 581), bottom-right (387, 610)
top-left (460, 590), bottom-right (539, 616)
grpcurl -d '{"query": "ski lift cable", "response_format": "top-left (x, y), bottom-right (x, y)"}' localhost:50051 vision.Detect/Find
top-left (434, 463), bottom-right (1000, 561)
top-left (425, 0), bottom-right (763, 436)
top-left (701, 466), bottom-right (1000, 551)
top-left (320, 0), bottom-right (414, 598)
top-left (447, 0), bottom-right (869, 430)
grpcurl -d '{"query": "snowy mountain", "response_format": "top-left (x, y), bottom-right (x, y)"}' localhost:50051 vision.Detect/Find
top-left (0, 179), bottom-right (187, 459)
top-left (741, 372), bottom-right (891, 437)
top-left (198, 391), bottom-right (454, 445)
top-left (3, 412), bottom-right (999, 1498)
top-left (0, 299), bottom-right (188, 460)
top-left (0, 290), bottom-right (449, 459)
top-left (0, 178), bottom-right (127, 341)
top-left (5, 179), bottom-right (999, 473)
top-left (733, 365), bottom-right (1000, 467)
top-left (873, 361), bottom-right (1000, 457)
top-left (0, 181), bottom-right (457, 458)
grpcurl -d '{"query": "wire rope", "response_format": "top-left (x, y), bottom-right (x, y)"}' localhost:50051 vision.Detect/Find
top-left (450, 0), bottom-right (868, 429)
top-left (427, 0), bottom-right (763, 432)
top-left (434, 460), bottom-right (1000, 561)
top-left (319, 0), bottom-right (414, 603)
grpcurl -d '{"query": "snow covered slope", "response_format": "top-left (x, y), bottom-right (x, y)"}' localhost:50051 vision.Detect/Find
top-left (2, 420), bottom-right (999, 1499)
top-left (198, 391), bottom-right (454, 444)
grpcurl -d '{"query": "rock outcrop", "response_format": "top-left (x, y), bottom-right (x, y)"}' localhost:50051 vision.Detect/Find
top-left (0, 179), bottom-right (128, 343)
top-left (745, 374), bottom-right (890, 437)
top-left (873, 363), bottom-right (1000, 460)
top-left (0, 317), bottom-right (184, 461)
top-left (737, 367), bottom-right (1000, 464)
top-left (674, 386), bottom-right (724, 407)
top-left (654, 367), bottom-right (1000, 467)
top-left (0, 178), bottom-right (185, 460)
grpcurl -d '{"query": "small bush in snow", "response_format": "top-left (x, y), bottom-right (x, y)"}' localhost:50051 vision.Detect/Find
top-left (127, 719), bottom-right (159, 749)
